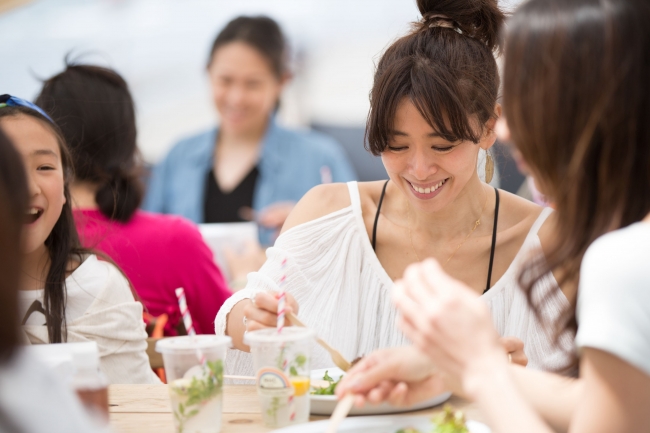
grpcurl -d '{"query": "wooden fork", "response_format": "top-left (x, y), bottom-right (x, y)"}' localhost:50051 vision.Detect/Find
top-left (286, 312), bottom-right (352, 372)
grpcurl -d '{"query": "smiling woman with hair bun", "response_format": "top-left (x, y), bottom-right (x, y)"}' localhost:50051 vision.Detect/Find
top-left (216, 0), bottom-right (573, 377)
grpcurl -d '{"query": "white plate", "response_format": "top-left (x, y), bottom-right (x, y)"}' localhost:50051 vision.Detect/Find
top-left (310, 368), bottom-right (451, 416)
top-left (270, 414), bottom-right (491, 433)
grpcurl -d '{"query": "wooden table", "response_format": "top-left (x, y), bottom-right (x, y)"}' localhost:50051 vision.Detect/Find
top-left (109, 384), bottom-right (483, 433)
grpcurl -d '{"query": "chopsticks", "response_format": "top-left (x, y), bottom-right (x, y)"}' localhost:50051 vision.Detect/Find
top-left (286, 312), bottom-right (352, 372)
top-left (326, 394), bottom-right (355, 433)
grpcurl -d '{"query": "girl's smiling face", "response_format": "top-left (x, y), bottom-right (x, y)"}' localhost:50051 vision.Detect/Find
top-left (0, 115), bottom-right (66, 255)
top-left (381, 98), bottom-right (497, 213)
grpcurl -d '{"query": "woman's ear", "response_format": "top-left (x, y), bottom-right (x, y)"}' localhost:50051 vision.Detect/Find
top-left (278, 71), bottom-right (293, 92)
top-left (480, 104), bottom-right (502, 150)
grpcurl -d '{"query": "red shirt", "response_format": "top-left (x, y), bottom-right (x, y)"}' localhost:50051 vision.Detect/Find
top-left (74, 209), bottom-right (231, 335)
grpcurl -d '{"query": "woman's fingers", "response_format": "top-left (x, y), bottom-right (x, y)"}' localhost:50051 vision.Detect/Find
top-left (366, 380), bottom-right (395, 404)
top-left (243, 291), bottom-right (295, 330)
top-left (393, 281), bottom-right (435, 336)
top-left (499, 336), bottom-right (528, 367)
top-left (253, 291), bottom-right (279, 312)
top-left (243, 305), bottom-right (278, 328)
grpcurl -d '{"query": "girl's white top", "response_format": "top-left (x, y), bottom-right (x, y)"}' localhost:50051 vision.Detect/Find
top-left (215, 182), bottom-right (572, 377)
top-left (576, 222), bottom-right (650, 376)
top-left (20, 254), bottom-right (160, 384)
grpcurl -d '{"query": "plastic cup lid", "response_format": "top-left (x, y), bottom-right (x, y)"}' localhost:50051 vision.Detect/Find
top-left (155, 335), bottom-right (232, 353)
top-left (244, 327), bottom-right (316, 345)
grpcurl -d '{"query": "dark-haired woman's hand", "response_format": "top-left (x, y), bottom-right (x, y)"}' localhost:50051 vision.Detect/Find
top-left (393, 259), bottom-right (509, 398)
top-left (336, 346), bottom-right (449, 408)
top-left (256, 201), bottom-right (295, 230)
top-left (242, 291), bottom-right (299, 332)
top-left (500, 336), bottom-right (528, 367)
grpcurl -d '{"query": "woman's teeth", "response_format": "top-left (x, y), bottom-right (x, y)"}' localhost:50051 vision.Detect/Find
top-left (410, 179), bottom-right (447, 194)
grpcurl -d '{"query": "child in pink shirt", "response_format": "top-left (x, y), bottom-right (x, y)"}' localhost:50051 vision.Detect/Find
top-left (74, 209), bottom-right (229, 335)
top-left (37, 63), bottom-right (231, 335)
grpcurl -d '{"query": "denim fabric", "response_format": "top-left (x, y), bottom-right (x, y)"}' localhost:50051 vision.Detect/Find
top-left (143, 118), bottom-right (357, 244)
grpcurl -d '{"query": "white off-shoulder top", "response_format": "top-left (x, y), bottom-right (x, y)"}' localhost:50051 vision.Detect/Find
top-left (215, 182), bottom-right (572, 377)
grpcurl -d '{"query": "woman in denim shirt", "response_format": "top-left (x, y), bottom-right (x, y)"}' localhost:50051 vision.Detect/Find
top-left (144, 16), bottom-right (356, 245)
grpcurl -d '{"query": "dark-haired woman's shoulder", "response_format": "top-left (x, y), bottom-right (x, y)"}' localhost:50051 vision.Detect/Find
top-left (497, 188), bottom-right (547, 231)
top-left (280, 182), bottom-right (353, 234)
top-left (280, 180), bottom-right (386, 235)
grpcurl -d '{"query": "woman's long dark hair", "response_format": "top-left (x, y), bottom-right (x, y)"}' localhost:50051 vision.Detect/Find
top-left (36, 64), bottom-right (143, 223)
top-left (505, 0), bottom-right (650, 367)
top-left (0, 106), bottom-right (90, 343)
top-left (0, 128), bottom-right (28, 363)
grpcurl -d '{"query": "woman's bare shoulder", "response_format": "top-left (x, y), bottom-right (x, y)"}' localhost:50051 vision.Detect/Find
top-left (280, 181), bottom-right (390, 235)
top-left (280, 183), bottom-right (352, 234)
top-left (357, 180), bottom-right (391, 210)
top-left (497, 188), bottom-right (545, 230)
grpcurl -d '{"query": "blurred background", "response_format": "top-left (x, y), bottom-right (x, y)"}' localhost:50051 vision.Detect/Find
top-left (1, 0), bottom-right (524, 184)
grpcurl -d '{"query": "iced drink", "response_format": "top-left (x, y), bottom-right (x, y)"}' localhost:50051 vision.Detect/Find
top-left (156, 335), bottom-right (231, 433)
top-left (244, 327), bottom-right (315, 428)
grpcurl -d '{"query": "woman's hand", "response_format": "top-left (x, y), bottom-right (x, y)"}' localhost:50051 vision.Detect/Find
top-left (393, 259), bottom-right (508, 398)
top-left (500, 336), bottom-right (528, 367)
top-left (223, 240), bottom-right (267, 285)
top-left (242, 291), bottom-right (299, 332)
top-left (336, 346), bottom-right (449, 407)
top-left (257, 201), bottom-right (296, 230)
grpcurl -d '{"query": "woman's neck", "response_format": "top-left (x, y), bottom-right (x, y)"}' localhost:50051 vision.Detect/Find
top-left (218, 119), bottom-right (268, 150)
top-left (402, 176), bottom-right (492, 242)
top-left (70, 181), bottom-right (99, 209)
top-left (22, 244), bottom-right (51, 291)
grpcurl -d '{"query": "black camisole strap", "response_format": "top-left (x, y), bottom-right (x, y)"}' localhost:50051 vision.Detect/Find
top-left (372, 180), bottom-right (390, 251)
top-left (484, 188), bottom-right (500, 294)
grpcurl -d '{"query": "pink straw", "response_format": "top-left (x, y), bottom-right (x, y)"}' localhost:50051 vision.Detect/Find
top-left (175, 288), bottom-right (207, 367)
top-left (277, 259), bottom-right (288, 333)
top-left (176, 287), bottom-right (196, 336)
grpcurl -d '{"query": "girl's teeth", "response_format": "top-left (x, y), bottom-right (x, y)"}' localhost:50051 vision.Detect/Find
top-left (27, 208), bottom-right (38, 215)
top-left (425, 188), bottom-right (431, 194)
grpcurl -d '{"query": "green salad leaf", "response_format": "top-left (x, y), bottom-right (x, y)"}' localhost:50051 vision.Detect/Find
top-left (395, 406), bottom-right (469, 433)
top-left (432, 405), bottom-right (469, 433)
top-left (310, 370), bottom-right (342, 395)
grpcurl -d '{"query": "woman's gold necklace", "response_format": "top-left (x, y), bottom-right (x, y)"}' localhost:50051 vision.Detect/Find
top-left (407, 189), bottom-right (489, 264)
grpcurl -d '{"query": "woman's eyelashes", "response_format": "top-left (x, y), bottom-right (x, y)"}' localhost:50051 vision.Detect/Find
top-left (386, 144), bottom-right (456, 153)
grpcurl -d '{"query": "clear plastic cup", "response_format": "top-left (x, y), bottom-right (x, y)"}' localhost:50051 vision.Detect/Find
top-left (244, 327), bottom-right (315, 429)
top-left (156, 335), bottom-right (232, 433)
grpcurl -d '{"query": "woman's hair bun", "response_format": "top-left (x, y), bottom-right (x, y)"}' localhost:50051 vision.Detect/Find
top-left (95, 168), bottom-right (143, 223)
top-left (417, 0), bottom-right (505, 52)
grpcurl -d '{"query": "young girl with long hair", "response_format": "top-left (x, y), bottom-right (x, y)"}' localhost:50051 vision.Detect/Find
top-left (338, 0), bottom-right (650, 430)
top-left (0, 125), bottom-right (107, 433)
top-left (0, 95), bottom-right (158, 384)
